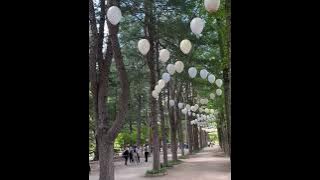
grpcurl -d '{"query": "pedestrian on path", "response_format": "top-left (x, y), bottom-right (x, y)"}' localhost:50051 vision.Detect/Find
top-left (129, 146), bottom-right (134, 163)
top-left (135, 146), bottom-right (141, 163)
top-left (144, 144), bottom-right (150, 162)
top-left (122, 147), bottom-right (129, 165)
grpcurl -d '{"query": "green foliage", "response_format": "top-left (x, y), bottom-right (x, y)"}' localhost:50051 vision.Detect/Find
top-left (209, 132), bottom-right (218, 144)
top-left (89, 0), bottom-right (230, 156)
top-left (168, 159), bottom-right (183, 166)
top-left (146, 167), bottom-right (167, 175)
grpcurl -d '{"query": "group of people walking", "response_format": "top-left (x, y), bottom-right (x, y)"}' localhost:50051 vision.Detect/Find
top-left (122, 144), bottom-right (150, 165)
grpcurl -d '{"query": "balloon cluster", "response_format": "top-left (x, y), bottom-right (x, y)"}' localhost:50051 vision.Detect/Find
top-left (133, 1), bottom-right (221, 100)
top-left (187, 67), bottom-right (223, 96)
top-left (152, 79), bottom-right (166, 99)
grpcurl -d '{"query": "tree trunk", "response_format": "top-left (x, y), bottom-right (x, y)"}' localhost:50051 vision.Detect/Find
top-left (176, 83), bottom-right (184, 156)
top-left (193, 125), bottom-right (199, 151)
top-left (136, 95), bottom-right (142, 147)
top-left (144, 0), bottom-right (160, 170)
top-left (155, 42), bottom-right (168, 166)
top-left (199, 127), bottom-right (203, 149)
top-left (217, 124), bottom-right (223, 149)
top-left (177, 108), bottom-right (184, 156)
top-left (225, 0), bottom-right (231, 158)
top-left (168, 81), bottom-right (178, 161)
top-left (223, 68), bottom-right (231, 156)
top-left (187, 113), bottom-right (193, 154)
top-left (98, 141), bottom-right (114, 180)
top-left (93, 135), bottom-right (99, 161)
top-left (186, 82), bottom-right (193, 154)
top-left (94, 0), bottom-right (130, 179)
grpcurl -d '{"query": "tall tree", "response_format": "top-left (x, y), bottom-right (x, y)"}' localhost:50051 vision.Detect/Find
top-left (176, 83), bottom-right (185, 156)
top-left (144, 0), bottom-right (161, 171)
top-left (89, 0), bottom-right (130, 180)
top-left (155, 41), bottom-right (168, 166)
top-left (168, 81), bottom-right (178, 161)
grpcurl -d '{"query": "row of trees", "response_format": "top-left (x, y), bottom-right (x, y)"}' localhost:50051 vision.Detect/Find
top-left (89, 0), bottom-right (231, 180)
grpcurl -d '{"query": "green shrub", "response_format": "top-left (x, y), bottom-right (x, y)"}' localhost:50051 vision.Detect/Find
top-left (146, 167), bottom-right (167, 175)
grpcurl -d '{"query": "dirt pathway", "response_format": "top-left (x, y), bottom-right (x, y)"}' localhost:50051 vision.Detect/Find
top-left (89, 146), bottom-right (230, 180)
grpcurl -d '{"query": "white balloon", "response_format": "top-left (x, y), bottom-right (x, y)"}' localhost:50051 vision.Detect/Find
top-left (205, 108), bottom-right (209, 114)
top-left (180, 39), bottom-right (192, 54)
top-left (182, 108), bottom-right (187, 114)
top-left (169, 100), bottom-right (175, 107)
top-left (199, 108), bottom-right (203, 113)
top-left (152, 90), bottom-right (159, 99)
top-left (185, 104), bottom-right (191, 110)
top-left (210, 93), bottom-right (215, 100)
top-left (192, 113), bottom-right (196, 116)
top-left (158, 79), bottom-right (166, 89)
top-left (216, 89), bottom-right (222, 96)
top-left (155, 85), bottom-right (161, 93)
top-left (174, 61), bottom-right (184, 73)
top-left (159, 49), bottom-right (170, 62)
top-left (190, 17), bottom-right (205, 36)
top-left (162, 73), bottom-right (171, 83)
top-left (204, 98), bottom-right (209, 104)
top-left (107, 6), bottom-right (122, 25)
top-left (178, 103), bottom-right (183, 109)
top-left (215, 79), bottom-right (223, 87)
top-left (190, 106), bottom-right (196, 112)
top-left (178, 103), bottom-right (184, 109)
top-left (204, 0), bottom-right (220, 13)
top-left (210, 109), bottom-right (215, 114)
top-left (166, 64), bottom-right (176, 75)
top-left (200, 99), bottom-right (206, 105)
top-left (200, 69), bottom-right (208, 79)
top-left (194, 104), bottom-right (199, 109)
top-left (138, 39), bottom-right (150, 55)
top-left (208, 74), bottom-right (216, 83)
top-left (188, 67), bottom-right (197, 78)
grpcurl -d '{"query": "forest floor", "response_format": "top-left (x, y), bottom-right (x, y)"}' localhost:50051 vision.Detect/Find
top-left (89, 145), bottom-right (230, 180)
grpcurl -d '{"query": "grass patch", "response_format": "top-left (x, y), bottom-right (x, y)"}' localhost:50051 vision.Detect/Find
top-left (161, 162), bottom-right (173, 168)
top-left (145, 167), bottom-right (167, 176)
top-left (168, 159), bottom-right (183, 166)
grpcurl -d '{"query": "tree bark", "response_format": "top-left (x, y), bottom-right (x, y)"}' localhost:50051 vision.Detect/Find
top-left (92, 0), bottom-right (130, 179)
top-left (225, 0), bottom-right (231, 158)
top-left (193, 125), bottom-right (199, 151)
top-left (199, 127), bottom-right (203, 149)
top-left (168, 81), bottom-right (178, 161)
top-left (136, 94), bottom-right (142, 147)
top-left (186, 82), bottom-right (193, 154)
top-left (176, 83), bottom-right (184, 156)
top-left (129, 113), bottom-right (133, 146)
top-left (144, 0), bottom-right (160, 170)
top-left (155, 41), bottom-right (168, 166)
top-left (187, 114), bottom-right (193, 154)
top-left (93, 135), bottom-right (99, 161)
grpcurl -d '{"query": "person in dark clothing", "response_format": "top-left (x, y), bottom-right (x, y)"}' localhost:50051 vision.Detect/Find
top-left (122, 147), bottom-right (130, 165)
top-left (129, 146), bottom-right (134, 163)
top-left (144, 144), bottom-right (150, 162)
